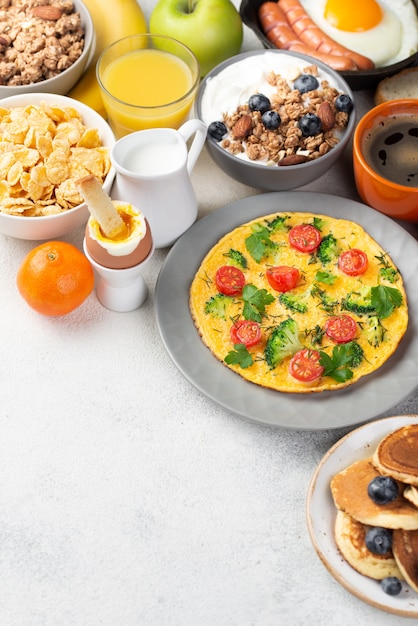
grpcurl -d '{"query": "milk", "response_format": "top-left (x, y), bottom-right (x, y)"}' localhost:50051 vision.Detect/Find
top-left (124, 138), bottom-right (180, 176)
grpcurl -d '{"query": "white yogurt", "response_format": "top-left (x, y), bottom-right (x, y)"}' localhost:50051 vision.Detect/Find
top-left (200, 52), bottom-right (341, 125)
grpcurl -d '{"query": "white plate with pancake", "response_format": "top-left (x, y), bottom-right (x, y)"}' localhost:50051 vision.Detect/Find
top-left (155, 191), bottom-right (418, 430)
top-left (306, 414), bottom-right (418, 617)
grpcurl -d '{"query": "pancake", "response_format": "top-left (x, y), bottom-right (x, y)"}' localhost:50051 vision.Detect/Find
top-left (404, 485), bottom-right (418, 509)
top-left (372, 424), bottom-right (418, 487)
top-left (330, 458), bottom-right (418, 530)
top-left (189, 212), bottom-right (408, 394)
top-left (334, 510), bottom-right (403, 580)
top-left (392, 528), bottom-right (418, 592)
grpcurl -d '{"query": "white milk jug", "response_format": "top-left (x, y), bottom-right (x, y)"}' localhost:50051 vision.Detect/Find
top-left (110, 119), bottom-right (206, 248)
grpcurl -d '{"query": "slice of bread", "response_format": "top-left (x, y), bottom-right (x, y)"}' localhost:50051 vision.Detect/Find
top-left (375, 67), bottom-right (418, 105)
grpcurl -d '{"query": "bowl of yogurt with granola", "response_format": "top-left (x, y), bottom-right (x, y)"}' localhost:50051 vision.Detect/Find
top-left (196, 49), bottom-right (356, 191)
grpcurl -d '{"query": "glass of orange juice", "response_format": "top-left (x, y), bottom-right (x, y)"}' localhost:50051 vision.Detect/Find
top-left (96, 34), bottom-right (200, 138)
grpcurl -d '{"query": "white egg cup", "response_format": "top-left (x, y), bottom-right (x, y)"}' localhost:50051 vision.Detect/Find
top-left (83, 239), bottom-right (154, 312)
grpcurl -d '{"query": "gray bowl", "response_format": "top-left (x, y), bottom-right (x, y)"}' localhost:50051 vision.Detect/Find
top-left (195, 49), bottom-right (356, 191)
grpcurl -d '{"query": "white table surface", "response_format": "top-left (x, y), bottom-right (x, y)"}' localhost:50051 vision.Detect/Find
top-left (1, 3), bottom-right (417, 625)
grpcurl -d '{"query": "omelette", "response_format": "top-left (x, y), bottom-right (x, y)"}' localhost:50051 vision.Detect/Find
top-left (189, 212), bottom-right (408, 393)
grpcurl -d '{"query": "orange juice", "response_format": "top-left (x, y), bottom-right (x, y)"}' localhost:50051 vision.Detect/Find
top-left (99, 48), bottom-right (197, 137)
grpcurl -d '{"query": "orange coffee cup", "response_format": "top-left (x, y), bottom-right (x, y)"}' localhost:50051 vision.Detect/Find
top-left (353, 99), bottom-right (418, 223)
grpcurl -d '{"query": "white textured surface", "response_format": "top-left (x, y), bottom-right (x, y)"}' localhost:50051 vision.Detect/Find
top-left (0, 2), bottom-right (417, 625)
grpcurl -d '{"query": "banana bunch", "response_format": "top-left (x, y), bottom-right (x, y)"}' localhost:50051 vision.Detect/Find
top-left (68, 0), bottom-right (147, 116)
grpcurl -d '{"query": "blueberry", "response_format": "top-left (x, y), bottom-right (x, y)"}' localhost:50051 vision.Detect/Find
top-left (368, 476), bottom-right (399, 505)
top-left (365, 527), bottom-right (392, 555)
top-left (335, 94), bottom-right (353, 113)
top-left (207, 121), bottom-right (227, 142)
top-left (262, 110), bottom-right (281, 130)
top-left (248, 94), bottom-right (271, 114)
top-left (381, 577), bottom-right (402, 596)
top-left (298, 113), bottom-right (322, 137)
top-left (294, 74), bottom-right (319, 94)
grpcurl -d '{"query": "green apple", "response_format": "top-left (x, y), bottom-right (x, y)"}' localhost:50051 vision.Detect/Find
top-left (149, 0), bottom-right (243, 77)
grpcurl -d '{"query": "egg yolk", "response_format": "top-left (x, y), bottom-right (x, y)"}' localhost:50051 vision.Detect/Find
top-left (324, 0), bottom-right (383, 32)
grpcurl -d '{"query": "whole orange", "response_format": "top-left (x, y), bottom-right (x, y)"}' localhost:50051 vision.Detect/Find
top-left (16, 241), bottom-right (94, 316)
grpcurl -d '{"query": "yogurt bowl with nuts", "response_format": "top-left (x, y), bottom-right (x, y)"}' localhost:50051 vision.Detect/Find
top-left (196, 49), bottom-right (356, 191)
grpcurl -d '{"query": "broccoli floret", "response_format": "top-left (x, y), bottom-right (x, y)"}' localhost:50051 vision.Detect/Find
top-left (364, 316), bottom-right (386, 347)
top-left (345, 341), bottom-right (364, 368)
top-left (279, 288), bottom-right (310, 313)
top-left (223, 248), bottom-right (248, 269)
top-left (266, 214), bottom-right (291, 233)
top-left (342, 285), bottom-right (375, 315)
top-left (317, 233), bottom-right (339, 265)
top-left (265, 318), bottom-right (304, 369)
top-left (204, 293), bottom-right (232, 319)
top-left (379, 266), bottom-right (398, 283)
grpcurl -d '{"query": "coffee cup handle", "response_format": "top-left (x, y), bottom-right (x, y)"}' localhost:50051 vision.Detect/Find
top-left (178, 119), bottom-right (207, 175)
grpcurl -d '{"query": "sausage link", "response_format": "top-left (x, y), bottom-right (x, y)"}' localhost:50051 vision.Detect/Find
top-left (258, 2), bottom-right (357, 71)
top-left (278, 0), bottom-right (375, 70)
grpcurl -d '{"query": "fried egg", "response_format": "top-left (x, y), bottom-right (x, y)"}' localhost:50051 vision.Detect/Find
top-left (299, 0), bottom-right (418, 67)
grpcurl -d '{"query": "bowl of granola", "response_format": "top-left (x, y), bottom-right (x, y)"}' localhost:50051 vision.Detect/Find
top-left (0, 0), bottom-right (94, 98)
top-left (196, 49), bottom-right (356, 191)
top-left (0, 92), bottom-right (115, 240)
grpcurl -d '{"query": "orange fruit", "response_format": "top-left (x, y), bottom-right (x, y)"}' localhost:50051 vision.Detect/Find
top-left (16, 241), bottom-right (94, 317)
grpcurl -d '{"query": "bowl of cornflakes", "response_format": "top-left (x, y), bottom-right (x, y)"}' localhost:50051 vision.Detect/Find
top-left (0, 0), bottom-right (94, 98)
top-left (0, 92), bottom-right (115, 240)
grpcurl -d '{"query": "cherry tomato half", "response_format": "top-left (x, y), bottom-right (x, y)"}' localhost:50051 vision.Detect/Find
top-left (230, 320), bottom-right (262, 348)
top-left (338, 249), bottom-right (368, 276)
top-left (288, 224), bottom-right (321, 253)
top-left (325, 315), bottom-right (357, 344)
top-left (266, 266), bottom-right (300, 292)
top-left (289, 349), bottom-right (324, 382)
top-left (215, 265), bottom-right (245, 296)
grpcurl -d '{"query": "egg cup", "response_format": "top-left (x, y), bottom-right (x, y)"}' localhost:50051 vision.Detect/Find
top-left (83, 238), bottom-right (154, 312)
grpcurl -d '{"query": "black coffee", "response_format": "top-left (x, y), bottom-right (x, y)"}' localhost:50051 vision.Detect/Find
top-left (362, 114), bottom-right (418, 188)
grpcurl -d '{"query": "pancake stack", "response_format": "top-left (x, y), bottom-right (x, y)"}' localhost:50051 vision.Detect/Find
top-left (330, 424), bottom-right (418, 594)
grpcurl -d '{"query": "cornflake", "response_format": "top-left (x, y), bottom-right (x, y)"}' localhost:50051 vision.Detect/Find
top-left (0, 102), bottom-right (111, 217)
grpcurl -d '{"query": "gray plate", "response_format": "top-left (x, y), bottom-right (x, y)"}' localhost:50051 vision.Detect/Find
top-left (155, 191), bottom-right (418, 430)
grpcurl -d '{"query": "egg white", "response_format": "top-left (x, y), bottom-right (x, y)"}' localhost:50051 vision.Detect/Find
top-left (299, 0), bottom-right (418, 67)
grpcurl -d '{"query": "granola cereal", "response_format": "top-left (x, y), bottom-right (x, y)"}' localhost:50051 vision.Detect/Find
top-left (0, 0), bottom-right (85, 86)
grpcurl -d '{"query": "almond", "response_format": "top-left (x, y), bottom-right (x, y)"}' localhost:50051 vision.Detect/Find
top-left (32, 5), bottom-right (64, 20)
top-left (278, 154), bottom-right (310, 166)
top-left (317, 101), bottom-right (335, 131)
top-left (232, 114), bottom-right (253, 139)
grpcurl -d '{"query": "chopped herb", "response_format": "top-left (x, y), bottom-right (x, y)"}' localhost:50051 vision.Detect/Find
top-left (370, 285), bottom-right (403, 319)
top-left (319, 341), bottom-right (364, 383)
top-left (245, 223), bottom-right (279, 263)
top-left (242, 284), bottom-right (275, 322)
top-left (314, 270), bottom-right (337, 285)
top-left (224, 343), bottom-right (253, 369)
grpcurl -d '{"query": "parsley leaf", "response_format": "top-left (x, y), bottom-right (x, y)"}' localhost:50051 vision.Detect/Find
top-left (245, 224), bottom-right (278, 263)
top-left (315, 270), bottom-right (337, 285)
top-left (319, 344), bottom-right (355, 383)
top-left (242, 284), bottom-right (275, 322)
top-left (370, 285), bottom-right (403, 319)
top-left (224, 343), bottom-right (253, 369)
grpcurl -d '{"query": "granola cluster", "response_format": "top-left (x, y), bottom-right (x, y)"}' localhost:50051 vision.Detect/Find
top-left (0, 0), bottom-right (85, 86)
top-left (220, 65), bottom-right (350, 165)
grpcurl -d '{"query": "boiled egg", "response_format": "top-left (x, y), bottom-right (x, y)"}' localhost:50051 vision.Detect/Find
top-left (299, 0), bottom-right (418, 67)
top-left (85, 202), bottom-right (153, 269)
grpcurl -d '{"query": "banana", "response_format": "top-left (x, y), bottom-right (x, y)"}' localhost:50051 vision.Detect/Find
top-left (68, 0), bottom-right (147, 116)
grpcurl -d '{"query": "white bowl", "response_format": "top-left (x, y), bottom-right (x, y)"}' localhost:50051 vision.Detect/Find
top-left (0, 93), bottom-right (115, 240)
top-left (0, 0), bottom-right (94, 98)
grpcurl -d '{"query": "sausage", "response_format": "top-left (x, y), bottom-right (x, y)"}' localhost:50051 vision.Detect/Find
top-left (258, 2), bottom-right (358, 71)
top-left (278, 0), bottom-right (375, 71)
